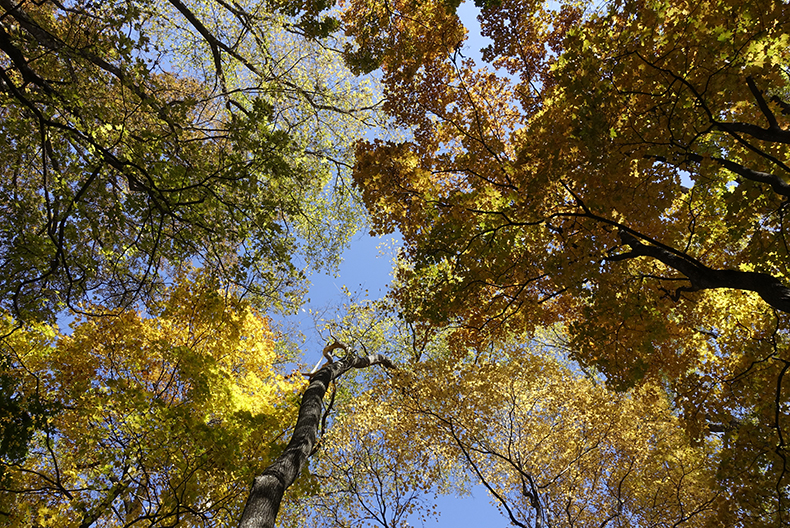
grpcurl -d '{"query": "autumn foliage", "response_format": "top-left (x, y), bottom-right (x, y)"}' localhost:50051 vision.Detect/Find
top-left (350, 0), bottom-right (790, 524)
top-left (0, 273), bottom-right (304, 526)
top-left (1, 0), bottom-right (789, 527)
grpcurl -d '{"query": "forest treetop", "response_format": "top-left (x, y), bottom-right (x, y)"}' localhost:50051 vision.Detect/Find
top-left (349, 0), bottom-right (790, 523)
top-left (0, 0), bottom-right (375, 324)
top-left (1, 0), bottom-right (789, 526)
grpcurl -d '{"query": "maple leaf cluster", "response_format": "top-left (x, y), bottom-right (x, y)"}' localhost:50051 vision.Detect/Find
top-left (347, 0), bottom-right (790, 525)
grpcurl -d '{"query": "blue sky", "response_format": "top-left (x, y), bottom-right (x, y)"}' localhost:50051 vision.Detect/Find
top-left (292, 3), bottom-right (510, 525)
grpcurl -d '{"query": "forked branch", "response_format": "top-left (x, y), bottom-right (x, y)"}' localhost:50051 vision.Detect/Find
top-left (238, 340), bottom-right (394, 528)
top-left (615, 230), bottom-right (790, 312)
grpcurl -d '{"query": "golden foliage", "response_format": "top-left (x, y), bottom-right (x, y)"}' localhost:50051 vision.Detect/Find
top-left (0, 272), bottom-right (304, 527)
top-left (346, 0), bottom-right (790, 524)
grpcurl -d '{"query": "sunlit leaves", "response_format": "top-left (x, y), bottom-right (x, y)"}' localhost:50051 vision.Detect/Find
top-left (346, 0), bottom-right (790, 524)
top-left (0, 0), bottom-right (375, 322)
top-left (0, 271), bottom-right (304, 527)
top-left (295, 323), bottom-right (726, 527)
top-left (400, 348), bottom-right (724, 528)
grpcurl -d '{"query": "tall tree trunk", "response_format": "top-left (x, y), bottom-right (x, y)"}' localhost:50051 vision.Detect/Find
top-left (238, 343), bottom-right (394, 528)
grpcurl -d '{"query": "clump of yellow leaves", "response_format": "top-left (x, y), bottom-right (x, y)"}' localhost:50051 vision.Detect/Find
top-left (276, 325), bottom-right (724, 528)
top-left (0, 271), bottom-right (304, 527)
top-left (382, 341), bottom-right (724, 528)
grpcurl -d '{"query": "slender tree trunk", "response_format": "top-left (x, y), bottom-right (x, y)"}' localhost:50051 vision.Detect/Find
top-left (238, 344), bottom-right (393, 528)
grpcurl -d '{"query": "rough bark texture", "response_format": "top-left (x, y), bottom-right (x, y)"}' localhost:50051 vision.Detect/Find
top-left (238, 344), bottom-right (394, 528)
top-left (617, 230), bottom-right (790, 312)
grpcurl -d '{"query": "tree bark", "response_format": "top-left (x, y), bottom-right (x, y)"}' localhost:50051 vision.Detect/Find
top-left (237, 343), bottom-right (394, 528)
top-left (616, 230), bottom-right (790, 312)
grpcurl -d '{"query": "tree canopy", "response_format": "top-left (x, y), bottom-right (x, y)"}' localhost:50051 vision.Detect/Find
top-left (294, 334), bottom-right (725, 527)
top-left (350, 0), bottom-right (790, 524)
top-left (0, 271), bottom-right (304, 526)
top-left (1, 0), bottom-right (789, 527)
top-left (0, 0), bottom-right (373, 323)
top-left (0, 0), bottom-right (373, 520)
